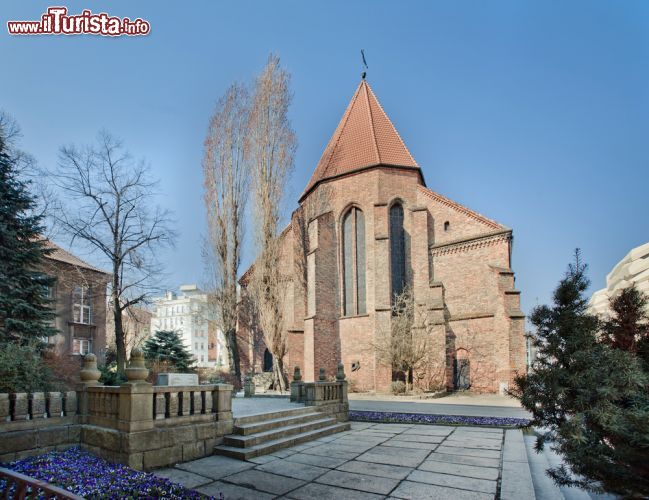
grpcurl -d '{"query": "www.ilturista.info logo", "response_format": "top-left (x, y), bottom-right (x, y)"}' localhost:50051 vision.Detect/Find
top-left (7, 7), bottom-right (150, 36)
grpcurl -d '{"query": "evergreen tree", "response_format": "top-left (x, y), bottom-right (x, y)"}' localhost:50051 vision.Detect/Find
top-left (0, 119), bottom-right (57, 345)
top-left (142, 330), bottom-right (195, 372)
top-left (514, 250), bottom-right (649, 497)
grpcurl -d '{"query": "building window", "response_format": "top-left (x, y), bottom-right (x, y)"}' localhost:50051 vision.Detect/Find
top-left (263, 349), bottom-right (273, 372)
top-left (72, 286), bottom-right (93, 324)
top-left (342, 206), bottom-right (366, 316)
top-left (390, 203), bottom-right (406, 303)
top-left (72, 338), bottom-right (91, 355)
top-left (444, 221), bottom-right (450, 231)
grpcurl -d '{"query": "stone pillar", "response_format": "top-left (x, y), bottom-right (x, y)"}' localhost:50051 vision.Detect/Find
top-left (303, 212), bottom-right (340, 382)
top-left (290, 366), bottom-right (303, 402)
top-left (243, 373), bottom-right (255, 397)
top-left (373, 203), bottom-right (392, 392)
top-left (0, 393), bottom-right (9, 422)
top-left (77, 353), bottom-right (102, 423)
top-left (29, 392), bottom-right (46, 419)
top-left (10, 393), bottom-right (28, 420)
top-left (117, 348), bottom-right (153, 432)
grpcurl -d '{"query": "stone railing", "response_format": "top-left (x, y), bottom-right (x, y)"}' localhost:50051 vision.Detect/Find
top-left (0, 467), bottom-right (83, 499)
top-left (1, 349), bottom-right (234, 470)
top-left (290, 364), bottom-right (349, 421)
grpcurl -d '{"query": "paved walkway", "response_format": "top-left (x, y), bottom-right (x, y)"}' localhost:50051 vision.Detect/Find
top-left (155, 422), bottom-right (534, 499)
top-left (349, 400), bottom-right (531, 419)
top-left (232, 397), bottom-right (304, 418)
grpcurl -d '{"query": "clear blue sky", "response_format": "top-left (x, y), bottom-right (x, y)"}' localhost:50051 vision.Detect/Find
top-left (2, 1), bottom-right (648, 318)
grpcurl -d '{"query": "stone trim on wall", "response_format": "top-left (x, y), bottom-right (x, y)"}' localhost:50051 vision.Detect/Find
top-left (430, 230), bottom-right (512, 256)
top-left (418, 186), bottom-right (505, 230)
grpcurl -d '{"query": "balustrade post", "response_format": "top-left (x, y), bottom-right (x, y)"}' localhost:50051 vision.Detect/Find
top-left (336, 362), bottom-right (348, 404)
top-left (117, 348), bottom-right (153, 432)
top-left (211, 384), bottom-right (233, 420)
top-left (290, 366), bottom-right (304, 402)
top-left (77, 353), bottom-right (102, 423)
top-left (10, 393), bottom-right (28, 421)
top-left (46, 392), bottom-right (62, 418)
top-left (29, 393), bottom-right (46, 419)
top-left (0, 393), bottom-right (9, 422)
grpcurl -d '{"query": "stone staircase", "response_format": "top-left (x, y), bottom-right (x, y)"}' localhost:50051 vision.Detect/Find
top-left (213, 406), bottom-right (350, 460)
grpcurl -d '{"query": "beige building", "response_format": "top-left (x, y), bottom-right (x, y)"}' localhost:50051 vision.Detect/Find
top-left (238, 79), bottom-right (526, 394)
top-left (40, 240), bottom-right (111, 363)
top-left (151, 285), bottom-right (227, 368)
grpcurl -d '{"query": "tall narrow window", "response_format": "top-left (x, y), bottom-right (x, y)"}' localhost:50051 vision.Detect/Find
top-left (342, 207), bottom-right (366, 316)
top-left (390, 203), bottom-right (406, 303)
top-left (72, 286), bottom-right (93, 325)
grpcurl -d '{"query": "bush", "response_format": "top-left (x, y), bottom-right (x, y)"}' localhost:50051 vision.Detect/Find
top-left (0, 343), bottom-right (53, 393)
top-left (391, 380), bottom-right (406, 395)
top-left (42, 351), bottom-right (81, 391)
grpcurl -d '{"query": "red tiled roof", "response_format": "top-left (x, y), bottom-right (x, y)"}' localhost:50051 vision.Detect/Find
top-left (300, 79), bottom-right (420, 201)
top-left (42, 239), bottom-right (110, 275)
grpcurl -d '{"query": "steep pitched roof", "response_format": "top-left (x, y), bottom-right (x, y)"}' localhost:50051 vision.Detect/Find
top-left (42, 239), bottom-right (110, 275)
top-left (300, 79), bottom-right (421, 201)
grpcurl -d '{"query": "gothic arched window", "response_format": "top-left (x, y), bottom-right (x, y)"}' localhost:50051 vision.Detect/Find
top-left (390, 202), bottom-right (406, 303)
top-left (342, 207), bottom-right (366, 316)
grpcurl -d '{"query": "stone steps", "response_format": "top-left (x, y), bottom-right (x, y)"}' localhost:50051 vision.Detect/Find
top-left (214, 407), bottom-right (350, 460)
top-left (235, 409), bottom-right (323, 435)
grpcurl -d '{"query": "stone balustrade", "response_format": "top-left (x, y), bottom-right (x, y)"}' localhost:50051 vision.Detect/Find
top-left (0, 348), bottom-right (234, 470)
top-left (290, 363), bottom-right (349, 421)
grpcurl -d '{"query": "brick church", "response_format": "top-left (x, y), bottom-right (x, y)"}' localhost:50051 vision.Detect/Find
top-left (238, 78), bottom-right (526, 394)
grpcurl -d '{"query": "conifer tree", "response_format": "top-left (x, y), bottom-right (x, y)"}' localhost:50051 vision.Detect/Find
top-left (0, 118), bottom-right (57, 345)
top-left (514, 250), bottom-right (649, 497)
top-left (142, 330), bottom-right (195, 372)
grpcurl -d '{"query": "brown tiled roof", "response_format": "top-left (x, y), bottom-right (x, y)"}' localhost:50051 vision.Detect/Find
top-left (300, 79), bottom-right (420, 201)
top-left (42, 239), bottom-right (110, 275)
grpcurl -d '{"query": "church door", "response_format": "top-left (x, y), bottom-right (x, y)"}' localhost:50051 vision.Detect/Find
top-left (454, 358), bottom-right (470, 390)
top-left (263, 349), bottom-right (273, 372)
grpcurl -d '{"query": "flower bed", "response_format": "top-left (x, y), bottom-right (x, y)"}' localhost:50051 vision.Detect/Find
top-left (0, 447), bottom-right (212, 499)
top-left (349, 410), bottom-right (530, 428)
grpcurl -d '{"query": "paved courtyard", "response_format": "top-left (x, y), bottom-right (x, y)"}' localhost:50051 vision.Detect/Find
top-left (154, 421), bottom-right (534, 499)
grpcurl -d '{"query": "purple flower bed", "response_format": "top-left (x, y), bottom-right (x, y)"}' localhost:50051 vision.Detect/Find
top-left (0, 447), bottom-right (213, 499)
top-left (349, 410), bottom-right (530, 428)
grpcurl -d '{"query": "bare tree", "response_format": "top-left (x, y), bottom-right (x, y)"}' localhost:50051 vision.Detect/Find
top-left (374, 286), bottom-right (436, 392)
top-left (53, 132), bottom-right (174, 374)
top-left (202, 83), bottom-right (250, 385)
top-left (248, 55), bottom-right (297, 391)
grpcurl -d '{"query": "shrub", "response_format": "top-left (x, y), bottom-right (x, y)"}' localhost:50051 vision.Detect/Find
top-left (0, 343), bottom-right (53, 393)
top-left (391, 380), bottom-right (406, 395)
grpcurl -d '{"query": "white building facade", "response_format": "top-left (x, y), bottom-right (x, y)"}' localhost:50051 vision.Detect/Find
top-left (150, 284), bottom-right (227, 369)
top-left (589, 241), bottom-right (649, 317)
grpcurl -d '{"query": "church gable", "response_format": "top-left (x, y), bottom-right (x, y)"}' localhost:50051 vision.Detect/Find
top-left (417, 186), bottom-right (509, 247)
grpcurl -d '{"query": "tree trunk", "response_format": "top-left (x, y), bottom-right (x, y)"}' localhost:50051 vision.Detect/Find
top-left (225, 328), bottom-right (242, 388)
top-left (273, 356), bottom-right (288, 392)
top-left (113, 297), bottom-right (126, 375)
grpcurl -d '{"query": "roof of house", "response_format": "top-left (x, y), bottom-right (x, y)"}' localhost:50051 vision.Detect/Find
top-left (300, 79), bottom-right (421, 201)
top-left (42, 239), bottom-right (110, 275)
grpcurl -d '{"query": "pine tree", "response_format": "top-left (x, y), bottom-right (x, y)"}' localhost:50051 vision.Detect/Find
top-left (514, 250), bottom-right (649, 497)
top-left (0, 120), bottom-right (57, 345)
top-left (142, 330), bottom-right (195, 372)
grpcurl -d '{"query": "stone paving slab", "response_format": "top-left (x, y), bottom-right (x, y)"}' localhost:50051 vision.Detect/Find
top-left (301, 443), bottom-right (361, 459)
top-left (153, 468), bottom-right (213, 488)
top-left (175, 454), bottom-right (254, 480)
top-left (390, 480), bottom-right (494, 499)
top-left (286, 482), bottom-right (384, 500)
top-left (417, 459), bottom-right (500, 480)
top-left (256, 458), bottom-right (329, 481)
top-left (223, 469), bottom-right (305, 495)
top-left (436, 445), bottom-right (502, 459)
top-left (356, 445), bottom-right (430, 467)
top-left (426, 451), bottom-right (501, 468)
top-left (196, 480), bottom-right (276, 499)
top-left (336, 460), bottom-right (413, 480)
top-left (444, 438), bottom-right (503, 450)
top-left (316, 469), bottom-right (400, 495)
top-left (387, 433), bottom-right (445, 443)
top-left (382, 438), bottom-right (440, 450)
top-left (407, 469), bottom-right (497, 494)
top-left (284, 452), bottom-right (349, 469)
top-left (247, 454), bottom-right (279, 464)
top-left (402, 426), bottom-right (454, 436)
